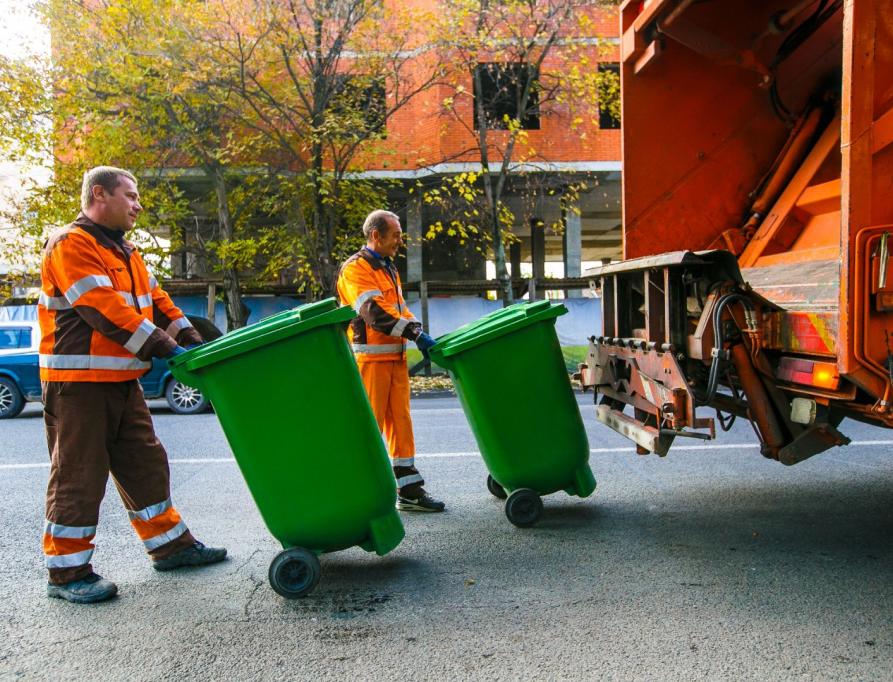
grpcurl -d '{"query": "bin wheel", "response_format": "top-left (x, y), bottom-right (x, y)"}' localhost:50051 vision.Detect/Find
top-left (486, 475), bottom-right (507, 500)
top-left (504, 489), bottom-right (543, 528)
top-left (268, 547), bottom-right (321, 599)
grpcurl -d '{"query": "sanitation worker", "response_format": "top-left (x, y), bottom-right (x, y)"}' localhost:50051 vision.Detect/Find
top-left (39, 166), bottom-right (227, 604)
top-left (336, 209), bottom-right (446, 512)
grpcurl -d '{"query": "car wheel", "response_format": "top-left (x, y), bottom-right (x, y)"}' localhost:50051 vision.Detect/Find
top-left (0, 377), bottom-right (25, 419)
top-left (164, 379), bottom-right (210, 415)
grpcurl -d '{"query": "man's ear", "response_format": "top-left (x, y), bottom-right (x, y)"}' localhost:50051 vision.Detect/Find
top-left (91, 184), bottom-right (106, 204)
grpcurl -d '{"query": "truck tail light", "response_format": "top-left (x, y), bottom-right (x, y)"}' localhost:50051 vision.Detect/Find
top-left (776, 357), bottom-right (840, 390)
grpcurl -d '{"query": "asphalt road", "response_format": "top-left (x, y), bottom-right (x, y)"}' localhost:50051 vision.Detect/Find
top-left (1, 394), bottom-right (891, 681)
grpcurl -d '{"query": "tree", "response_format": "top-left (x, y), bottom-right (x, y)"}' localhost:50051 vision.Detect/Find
top-left (44, 0), bottom-right (268, 328)
top-left (206, 0), bottom-right (445, 296)
top-left (426, 0), bottom-right (615, 304)
top-left (0, 42), bottom-right (192, 293)
top-left (0, 0), bottom-right (287, 327)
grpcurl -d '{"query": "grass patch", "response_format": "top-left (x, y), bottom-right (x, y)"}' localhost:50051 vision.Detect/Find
top-left (561, 345), bottom-right (588, 373)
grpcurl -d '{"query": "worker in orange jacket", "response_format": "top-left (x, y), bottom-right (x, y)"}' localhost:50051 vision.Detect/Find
top-left (39, 166), bottom-right (227, 604)
top-left (336, 210), bottom-right (445, 512)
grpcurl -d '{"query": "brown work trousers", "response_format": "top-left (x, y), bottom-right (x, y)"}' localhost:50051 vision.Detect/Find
top-left (43, 380), bottom-right (195, 584)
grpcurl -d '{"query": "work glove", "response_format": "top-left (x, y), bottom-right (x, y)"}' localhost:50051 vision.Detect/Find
top-left (415, 332), bottom-right (437, 359)
top-left (165, 345), bottom-right (187, 360)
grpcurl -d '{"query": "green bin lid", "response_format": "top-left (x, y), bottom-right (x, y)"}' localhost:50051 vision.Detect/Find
top-left (428, 300), bottom-right (565, 360)
top-left (168, 297), bottom-right (355, 374)
top-left (211, 305), bottom-right (303, 345)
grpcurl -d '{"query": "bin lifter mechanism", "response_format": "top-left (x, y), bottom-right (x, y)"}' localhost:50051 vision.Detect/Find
top-left (576, 252), bottom-right (850, 465)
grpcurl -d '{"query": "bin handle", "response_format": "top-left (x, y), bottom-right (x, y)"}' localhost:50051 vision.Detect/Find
top-left (168, 361), bottom-right (205, 393)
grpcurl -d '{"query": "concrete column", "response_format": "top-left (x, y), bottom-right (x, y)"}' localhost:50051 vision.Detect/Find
top-left (405, 195), bottom-right (423, 299)
top-left (509, 241), bottom-right (521, 278)
top-left (563, 205), bottom-right (582, 298)
top-left (530, 217), bottom-right (546, 301)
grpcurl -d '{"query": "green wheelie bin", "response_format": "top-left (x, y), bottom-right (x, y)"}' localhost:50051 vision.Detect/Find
top-left (168, 298), bottom-right (404, 598)
top-left (428, 300), bottom-right (595, 527)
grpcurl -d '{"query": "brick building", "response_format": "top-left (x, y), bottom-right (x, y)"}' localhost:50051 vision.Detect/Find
top-left (173, 1), bottom-right (623, 294)
top-left (356, 1), bottom-right (622, 290)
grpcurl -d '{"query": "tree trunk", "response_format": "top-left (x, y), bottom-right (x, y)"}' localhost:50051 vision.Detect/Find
top-left (492, 213), bottom-right (512, 306)
top-left (473, 61), bottom-right (513, 307)
top-left (213, 167), bottom-right (249, 330)
top-left (477, 135), bottom-right (513, 306)
top-left (310, 10), bottom-right (336, 300)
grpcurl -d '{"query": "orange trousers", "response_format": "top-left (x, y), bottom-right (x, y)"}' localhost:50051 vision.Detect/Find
top-left (358, 360), bottom-right (425, 497)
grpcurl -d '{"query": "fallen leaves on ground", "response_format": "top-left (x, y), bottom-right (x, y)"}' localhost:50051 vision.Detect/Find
top-left (410, 374), bottom-right (454, 394)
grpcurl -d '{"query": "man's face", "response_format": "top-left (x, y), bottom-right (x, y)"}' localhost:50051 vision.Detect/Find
top-left (93, 175), bottom-right (142, 231)
top-left (373, 217), bottom-right (404, 258)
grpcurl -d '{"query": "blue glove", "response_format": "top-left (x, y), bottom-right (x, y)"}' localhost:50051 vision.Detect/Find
top-left (415, 332), bottom-right (436, 359)
top-left (165, 345), bottom-right (187, 360)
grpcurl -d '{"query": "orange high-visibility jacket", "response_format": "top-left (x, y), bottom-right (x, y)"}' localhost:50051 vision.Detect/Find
top-left (336, 248), bottom-right (422, 362)
top-left (38, 214), bottom-right (202, 382)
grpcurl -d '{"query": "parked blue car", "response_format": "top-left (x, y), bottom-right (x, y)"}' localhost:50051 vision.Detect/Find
top-left (0, 316), bottom-right (222, 419)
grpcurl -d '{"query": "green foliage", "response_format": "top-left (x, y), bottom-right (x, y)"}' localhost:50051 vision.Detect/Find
top-left (0, 0), bottom-right (610, 306)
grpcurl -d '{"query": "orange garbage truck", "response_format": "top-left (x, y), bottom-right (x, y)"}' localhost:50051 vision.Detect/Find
top-left (579, 0), bottom-right (893, 464)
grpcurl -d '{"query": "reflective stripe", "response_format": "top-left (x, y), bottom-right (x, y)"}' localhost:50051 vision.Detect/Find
top-left (351, 343), bottom-right (405, 354)
top-left (44, 521), bottom-right (97, 539)
top-left (39, 354), bottom-right (151, 370)
top-left (45, 548), bottom-right (94, 569)
top-left (396, 474), bottom-right (423, 488)
top-left (143, 520), bottom-right (188, 551)
top-left (64, 274), bottom-right (113, 305)
top-left (391, 457), bottom-right (415, 467)
top-left (149, 275), bottom-right (159, 290)
top-left (165, 317), bottom-right (192, 337)
top-left (137, 293), bottom-right (153, 309)
top-left (38, 291), bottom-right (71, 310)
top-left (354, 289), bottom-right (382, 311)
top-left (127, 498), bottom-right (172, 523)
top-left (391, 318), bottom-right (410, 337)
top-left (124, 318), bottom-right (157, 354)
top-left (117, 290), bottom-right (135, 306)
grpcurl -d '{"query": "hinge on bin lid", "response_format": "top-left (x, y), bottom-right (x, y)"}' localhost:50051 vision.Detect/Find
top-left (524, 300), bottom-right (552, 315)
top-left (296, 297), bottom-right (340, 320)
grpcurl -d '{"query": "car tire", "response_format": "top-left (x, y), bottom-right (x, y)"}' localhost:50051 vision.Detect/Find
top-left (0, 376), bottom-right (25, 419)
top-left (164, 379), bottom-right (210, 415)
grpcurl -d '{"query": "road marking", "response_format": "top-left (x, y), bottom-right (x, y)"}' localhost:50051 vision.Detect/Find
top-left (3, 440), bottom-right (892, 470)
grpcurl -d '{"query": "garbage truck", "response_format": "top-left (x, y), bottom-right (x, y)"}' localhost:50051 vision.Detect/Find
top-left (579, 0), bottom-right (893, 464)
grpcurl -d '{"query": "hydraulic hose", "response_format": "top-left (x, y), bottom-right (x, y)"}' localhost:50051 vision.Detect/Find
top-left (702, 292), bottom-right (755, 405)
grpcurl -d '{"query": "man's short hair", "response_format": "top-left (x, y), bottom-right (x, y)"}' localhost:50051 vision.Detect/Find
top-left (362, 210), bottom-right (399, 239)
top-left (81, 166), bottom-right (137, 211)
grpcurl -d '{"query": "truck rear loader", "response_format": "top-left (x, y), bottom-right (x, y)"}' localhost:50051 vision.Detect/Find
top-left (579, 0), bottom-right (893, 464)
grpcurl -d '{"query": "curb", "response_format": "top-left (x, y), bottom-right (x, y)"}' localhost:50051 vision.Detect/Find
top-left (410, 390), bottom-right (456, 399)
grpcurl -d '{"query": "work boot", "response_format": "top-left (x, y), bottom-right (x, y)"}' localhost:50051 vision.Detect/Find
top-left (397, 492), bottom-right (446, 513)
top-left (152, 541), bottom-right (227, 572)
top-left (47, 573), bottom-right (118, 604)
